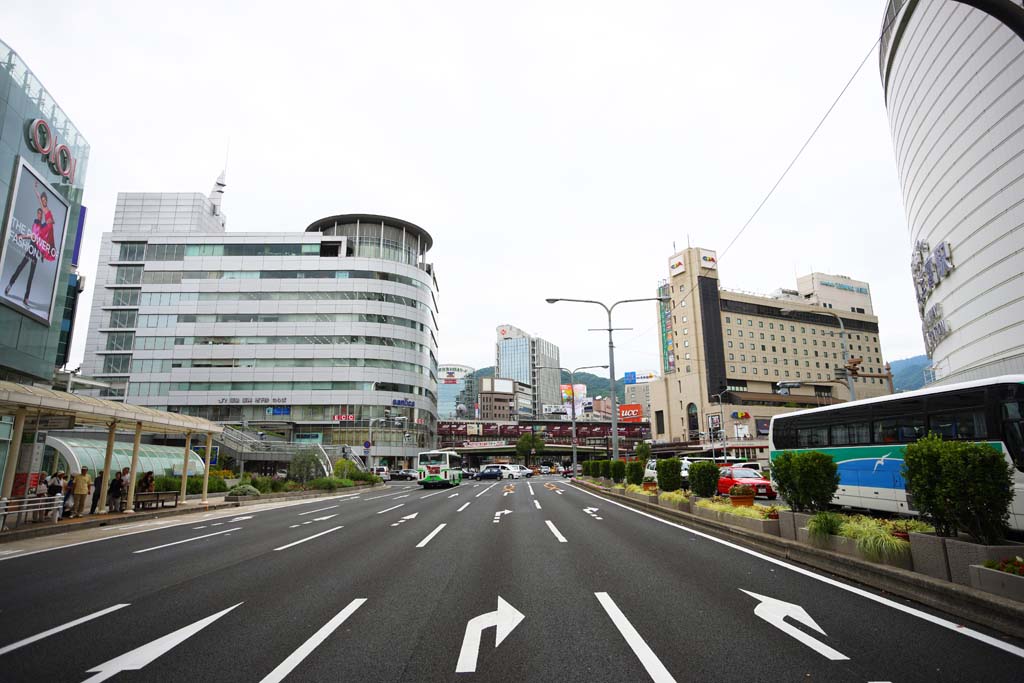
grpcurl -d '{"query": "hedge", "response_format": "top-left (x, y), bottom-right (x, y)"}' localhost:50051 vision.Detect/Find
top-left (626, 460), bottom-right (644, 487)
top-left (610, 459), bottom-right (626, 483)
top-left (656, 457), bottom-right (682, 492)
top-left (771, 451), bottom-right (838, 512)
top-left (688, 461), bottom-right (719, 498)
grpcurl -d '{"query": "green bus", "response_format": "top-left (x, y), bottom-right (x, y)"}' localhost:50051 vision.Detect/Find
top-left (417, 450), bottom-right (463, 488)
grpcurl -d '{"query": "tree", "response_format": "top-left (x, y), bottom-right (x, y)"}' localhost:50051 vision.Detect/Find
top-left (688, 461), bottom-right (719, 498)
top-left (288, 449), bottom-right (323, 483)
top-left (515, 433), bottom-right (545, 460)
top-left (770, 451), bottom-right (838, 512)
top-left (657, 457), bottom-right (682, 492)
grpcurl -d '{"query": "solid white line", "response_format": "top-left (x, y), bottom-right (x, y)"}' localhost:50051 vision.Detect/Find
top-left (0, 604), bottom-right (130, 656)
top-left (133, 528), bottom-right (241, 554)
top-left (475, 483), bottom-right (497, 498)
top-left (533, 500), bottom-right (541, 510)
top-left (416, 523), bottom-right (446, 548)
top-left (457, 502), bottom-right (471, 512)
top-left (297, 505), bottom-right (338, 516)
top-left (420, 490), bottom-right (445, 499)
top-left (595, 592), bottom-right (675, 683)
top-left (192, 526), bottom-right (206, 530)
top-left (528, 482), bottom-right (535, 495)
top-left (545, 520), bottom-right (567, 543)
top-left (259, 599), bottom-right (366, 683)
top-left (376, 504), bottom-right (405, 514)
top-left (365, 492), bottom-right (404, 500)
top-left (274, 526), bottom-right (343, 552)
top-left (570, 484), bottom-right (1024, 660)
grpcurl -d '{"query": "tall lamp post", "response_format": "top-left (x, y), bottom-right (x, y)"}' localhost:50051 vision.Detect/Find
top-left (780, 308), bottom-right (855, 401)
top-left (546, 296), bottom-right (670, 460)
top-left (539, 364), bottom-right (608, 478)
top-left (710, 392), bottom-right (727, 462)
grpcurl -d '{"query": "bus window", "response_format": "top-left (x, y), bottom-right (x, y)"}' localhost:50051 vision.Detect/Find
top-left (928, 410), bottom-right (987, 440)
top-left (874, 415), bottom-right (925, 444)
top-left (1002, 399), bottom-right (1024, 471)
top-left (830, 422), bottom-right (870, 446)
top-left (797, 425), bottom-right (829, 448)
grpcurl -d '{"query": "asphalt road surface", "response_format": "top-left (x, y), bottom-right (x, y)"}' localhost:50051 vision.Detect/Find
top-left (1, 477), bottom-right (1022, 682)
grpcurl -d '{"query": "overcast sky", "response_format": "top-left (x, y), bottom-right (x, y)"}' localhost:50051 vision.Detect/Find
top-left (2, 0), bottom-right (921, 379)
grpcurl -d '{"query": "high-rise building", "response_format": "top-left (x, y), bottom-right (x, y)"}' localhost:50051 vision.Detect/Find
top-left (650, 247), bottom-right (890, 445)
top-left (478, 377), bottom-right (532, 421)
top-left (495, 324), bottom-right (559, 417)
top-left (0, 39), bottom-right (90, 384)
top-left (437, 364), bottom-right (474, 419)
top-left (879, 0), bottom-right (1024, 383)
top-left (623, 375), bottom-right (656, 422)
top-left (79, 184), bottom-right (439, 465)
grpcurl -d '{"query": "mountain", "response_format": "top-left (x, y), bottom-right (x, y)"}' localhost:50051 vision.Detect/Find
top-left (468, 366), bottom-right (626, 405)
top-left (890, 355), bottom-right (930, 392)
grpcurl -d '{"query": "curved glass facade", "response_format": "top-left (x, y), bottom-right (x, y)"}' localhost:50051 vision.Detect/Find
top-left (880, 0), bottom-right (1024, 383)
top-left (45, 436), bottom-right (206, 477)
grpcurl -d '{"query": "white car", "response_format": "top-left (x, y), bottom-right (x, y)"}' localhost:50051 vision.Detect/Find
top-left (539, 466), bottom-right (551, 475)
top-left (370, 466), bottom-right (391, 481)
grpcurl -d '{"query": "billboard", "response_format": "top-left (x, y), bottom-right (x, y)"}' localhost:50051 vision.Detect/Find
top-left (698, 249), bottom-right (718, 269)
top-left (0, 159), bottom-right (69, 325)
top-left (618, 404), bottom-right (643, 423)
top-left (657, 283), bottom-right (675, 374)
top-left (560, 384), bottom-right (586, 401)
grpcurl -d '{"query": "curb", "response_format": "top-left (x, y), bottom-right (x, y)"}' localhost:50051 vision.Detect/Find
top-left (575, 480), bottom-right (1024, 641)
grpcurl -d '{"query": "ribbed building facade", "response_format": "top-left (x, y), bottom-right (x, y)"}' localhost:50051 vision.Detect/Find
top-left (879, 0), bottom-right (1024, 383)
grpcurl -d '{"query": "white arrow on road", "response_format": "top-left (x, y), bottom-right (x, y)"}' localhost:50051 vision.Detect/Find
top-left (448, 493), bottom-right (459, 498)
top-left (740, 590), bottom-right (848, 661)
top-left (492, 509), bottom-right (512, 524)
top-left (229, 515), bottom-right (253, 522)
top-left (583, 507), bottom-right (602, 520)
top-left (390, 512), bottom-right (419, 527)
top-left (82, 603), bottom-right (242, 682)
top-left (455, 597), bottom-right (525, 673)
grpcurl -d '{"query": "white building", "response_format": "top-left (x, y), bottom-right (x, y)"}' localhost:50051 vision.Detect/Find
top-left (80, 178), bottom-right (439, 466)
top-left (495, 324), bottom-right (560, 417)
top-left (880, 0), bottom-right (1024, 383)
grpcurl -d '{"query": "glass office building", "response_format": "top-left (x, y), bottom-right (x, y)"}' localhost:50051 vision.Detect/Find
top-left (495, 324), bottom-right (560, 417)
top-left (80, 188), bottom-right (440, 464)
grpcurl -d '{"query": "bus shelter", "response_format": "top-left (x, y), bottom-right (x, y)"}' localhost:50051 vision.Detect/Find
top-left (0, 381), bottom-right (222, 512)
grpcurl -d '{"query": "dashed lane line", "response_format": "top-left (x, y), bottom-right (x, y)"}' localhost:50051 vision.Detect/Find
top-left (420, 490), bottom-right (445, 499)
top-left (297, 505), bottom-right (339, 516)
top-left (273, 526), bottom-right (343, 552)
top-left (376, 504), bottom-right (405, 514)
top-left (545, 520), bottom-right (567, 543)
top-left (259, 599), bottom-right (367, 683)
top-left (133, 527), bottom-right (241, 554)
top-left (0, 604), bottom-right (130, 656)
top-left (528, 482), bottom-right (535, 496)
top-left (533, 500), bottom-right (541, 510)
top-left (595, 592), bottom-right (675, 683)
top-left (416, 523), bottom-right (446, 548)
top-left (475, 483), bottom-right (498, 498)
top-left (457, 502), bottom-right (471, 512)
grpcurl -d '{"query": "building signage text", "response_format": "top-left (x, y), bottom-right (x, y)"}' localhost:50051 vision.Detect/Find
top-left (911, 240), bottom-right (954, 313)
top-left (921, 303), bottom-right (952, 358)
top-left (392, 399), bottom-right (416, 407)
top-left (819, 281), bottom-right (868, 294)
top-left (218, 396), bottom-right (288, 404)
top-left (26, 118), bottom-right (77, 185)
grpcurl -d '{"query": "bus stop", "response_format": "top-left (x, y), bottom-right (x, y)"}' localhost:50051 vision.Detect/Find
top-left (0, 381), bottom-right (223, 517)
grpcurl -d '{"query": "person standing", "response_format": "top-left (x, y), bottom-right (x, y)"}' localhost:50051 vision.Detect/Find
top-left (71, 467), bottom-right (92, 518)
top-left (90, 471), bottom-right (104, 515)
top-left (107, 472), bottom-right (123, 514)
top-left (48, 472), bottom-right (65, 520)
top-left (32, 472), bottom-right (49, 522)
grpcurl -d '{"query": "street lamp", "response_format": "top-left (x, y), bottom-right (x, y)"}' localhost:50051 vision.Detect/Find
top-left (538, 364), bottom-right (608, 478)
top-left (710, 392), bottom-right (727, 461)
top-left (780, 307), bottom-right (855, 401)
top-left (546, 296), bottom-right (669, 460)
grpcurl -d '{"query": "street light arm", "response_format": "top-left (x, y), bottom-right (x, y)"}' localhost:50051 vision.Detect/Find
top-left (546, 297), bottom-right (611, 314)
top-left (608, 297), bottom-right (669, 314)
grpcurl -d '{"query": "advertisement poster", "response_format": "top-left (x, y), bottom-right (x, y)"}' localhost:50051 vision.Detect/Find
top-left (618, 404), bottom-right (644, 423)
top-left (0, 159), bottom-right (69, 324)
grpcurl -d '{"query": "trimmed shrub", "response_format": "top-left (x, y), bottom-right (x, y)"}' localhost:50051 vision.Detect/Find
top-left (308, 477), bottom-right (356, 491)
top-left (153, 475), bottom-right (227, 494)
top-left (903, 434), bottom-right (1014, 543)
top-left (688, 461), bottom-right (719, 498)
top-left (284, 481), bottom-right (303, 492)
top-left (656, 457), bottom-right (682, 492)
top-left (771, 451), bottom-right (838, 512)
top-left (597, 460), bottom-right (610, 478)
top-left (626, 460), bottom-right (644, 487)
top-left (250, 476), bottom-right (273, 494)
top-left (610, 459), bottom-right (626, 483)
top-left (228, 484), bottom-right (260, 497)
top-left (334, 459), bottom-right (361, 480)
top-left (270, 478), bottom-right (286, 493)
top-left (770, 451), bottom-right (797, 508)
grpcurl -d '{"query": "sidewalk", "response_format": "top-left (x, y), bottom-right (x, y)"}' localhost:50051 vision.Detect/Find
top-left (0, 495), bottom-right (234, 544)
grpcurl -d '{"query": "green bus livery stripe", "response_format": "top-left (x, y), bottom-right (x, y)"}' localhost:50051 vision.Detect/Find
top-left (769, 442), bottom-right (1002, 463)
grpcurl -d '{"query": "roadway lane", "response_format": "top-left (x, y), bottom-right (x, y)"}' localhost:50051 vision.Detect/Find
top-left (1, 476), bottom-right (1022, 682)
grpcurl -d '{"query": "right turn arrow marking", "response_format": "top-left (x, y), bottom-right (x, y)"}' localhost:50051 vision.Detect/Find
top-left (455, 596), bottom-right (525, 673)
top-left (741, 590), bottom-right (848, 661)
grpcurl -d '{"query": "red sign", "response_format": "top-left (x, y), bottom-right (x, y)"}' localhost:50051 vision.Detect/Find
top-left (333, 414), bottom-right (355, 421)
top-left (618, 404), bottom-right (644, 423)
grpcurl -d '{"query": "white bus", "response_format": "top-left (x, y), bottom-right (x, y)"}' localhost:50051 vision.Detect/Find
top-left (417, 450), bottom-right (463, 488)
top-left (769, 375), bottom-right (1024, 531)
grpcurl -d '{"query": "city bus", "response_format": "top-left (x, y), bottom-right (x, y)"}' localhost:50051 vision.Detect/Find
top-left (768, 375), bottom-right (1024, 531)
top-left (417, 450), bottom-right (463, 488)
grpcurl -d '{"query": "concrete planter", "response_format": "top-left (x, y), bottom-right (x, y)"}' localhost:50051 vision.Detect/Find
top-left (800, 530), bottom-right (912, 570)
top-left (658, 495), bottom-right (691, 514)
top-left (969, 565), bottom-right (1024, 602)
top-left (727, 515), bottom-right (780, 536)
top-left (909, 532), bottom-right (951, 582)
top-left (778, 511), bottom-right (812, 542)
top-left (945, 537), bottom-right (1024, 586)
top-left (693, 504), bottom-right (722, 523)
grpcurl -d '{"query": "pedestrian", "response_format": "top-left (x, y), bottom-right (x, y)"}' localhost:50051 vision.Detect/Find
top-left (63, 473), bottom-right (75, 516)
top-left (141, 471), bottom-right (155, 493)
top-left (90, 471), bottom-right (104, 515)
top-left (32, 471), bottom-right (49, 522)
top-left (107, 472), bottom-right (123, 514)
top-left (48, 472), bottom-right (65, 520)
top-left (71, 467), bottom-right (92, 518)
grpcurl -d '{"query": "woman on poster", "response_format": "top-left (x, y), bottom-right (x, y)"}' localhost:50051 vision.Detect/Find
top-left (4, 182), bottom-right (57, 309)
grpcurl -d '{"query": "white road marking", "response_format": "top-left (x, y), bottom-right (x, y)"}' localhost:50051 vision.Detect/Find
top-left (584, 507), bottom-right (602, 520)
top-left (533, 500), bottom-right (542, 510)
top-left (455, 597), bottom-right (525, 673)
top-left (493, 509), bottom-right (513, 524)
top-left (595, 592), bottom-right (675, 683)
top-left (448, 493), bottom-right (459, 498)
top-left (259, 599), bottom-right (366, 683)
top-left (211, 522), bottom-right (223, 526)
top-left (545, 520), bottom-right (567, 543)
top-left (0, 549), bottom-right (23, 555)
top-left (0, 604), bottom-right (130, 656)
top-left (289, 524), bottom-right (299, 528)
top-left (457, 502), bottom-right (471, 512)
top-left (416, 523), bottom-right (446, 548)
top-left (570, 484), bottom-right (1024, 660)
top-left (376, 504), bottom-right (405, 514)
top-left (390, 513), bottom-right (419, 527)
top-left (528, 482), bottom-right (535, 496)
top-left (555, 490), bottom-right (563, 495)
top-left (192, 526), bottom-right (207, 530)
top-left (298, 505), bottom-right (338, 516)
top-left (394, 494), bottom-right (410, 499)
top-left (312, 514), bottom-right (337, 522)
top-left (302, 521), bottom-right (311, 525)
top-left (420, 490), bottom-right (445, 499)
top-left (228, 515), bottom-right (253, 522)
top-left (82, 603), bottom-right (242, 683)
top-left (133, 528), bottom-right (241, 554)
top-left (741, 590), bottom-right (848, 661)
top-left (365, 492), bottom-right (404, 500)
top-left (274, 526), bottom-right (343, 551)
top-left (475, 483), bottom-right (497, 498)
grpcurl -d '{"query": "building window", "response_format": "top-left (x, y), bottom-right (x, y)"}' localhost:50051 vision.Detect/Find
top-left (796, 372), bottom-right (801, 378)
top-left (789, 325), bottom-right (795, 332)
top-left (730, 365), bottom-right (736, 372)
top-left (769, 322), bottom-right (774, 329)
top-left (741, 367), bottom-right (747, 373)
top-left (114, 266), bottom-right (143, 285)
top-left (736, 318), bottom-right (742, 325)
top-left (101, 354), bottom-right (132, 374)
top-left (759, 333), bottom-right (765, 339)
top-left (727, 341), bottom-right (733, 348)
top-left (739, 342), bottom-right (745, 349)
top-left (774, 369), bottom-right (779, 376)
top-left (684, 353), bottom-right (691, 360)
top-left (685, 365), bottom-right (692, 372)
top-left (740, 355), bottom-right (746, 361)
top-left (725, 317), bottom-right (731, 324)
top-left (748, 332), bottom-right (754, 338)
top-left (683, 328), bottom-right (689, 335)
top-left (111, 289), bottom-right (140, 306)
top-left (107, 310), bottom-right (137, 329)
top-left (748, 320), bottom-right (753, 326)
top-left (752, 368), bottom-right (758, 375)
top-left (683, 340), bottom-right (689, 347)
top-left (785, 371), bottom-right (790, 377)
top-left (758, 321), bottom-right (764, 328)
top-left (727, 329), bottom-right (732, 336)
top-left (116, 242), bottom-right (147, 261)
top-left (762, 356), bottom-right (767, 363)
top-left (105, 332), bottom-right (135, 351)
top-left (729, 353), bottom-right (734, 360)
top-left (773, 357), bottom-right (778, 364)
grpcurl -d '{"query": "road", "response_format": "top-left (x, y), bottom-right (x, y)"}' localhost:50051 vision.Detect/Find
top-left (1, 477), bottom-right (1022, 682)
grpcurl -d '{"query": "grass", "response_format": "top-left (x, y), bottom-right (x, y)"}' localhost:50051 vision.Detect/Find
top-left (625, 484), bottom-right (653, 495)
top-left (658, 490), bottom-right (690, 505)
top-left (695, 498), bottom-right (787, 520)
top-left (807, 511), bottom-right (845, 541)
top-left (804, 512), bottom-right (932, 562)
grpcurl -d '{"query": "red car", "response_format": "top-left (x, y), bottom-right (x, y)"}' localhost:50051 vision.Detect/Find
top-left (717, 467), bottom-right (777, 499)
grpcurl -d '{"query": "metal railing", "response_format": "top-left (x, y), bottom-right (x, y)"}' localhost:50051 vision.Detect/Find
top-left (0, 494), bottom-right (65, 531)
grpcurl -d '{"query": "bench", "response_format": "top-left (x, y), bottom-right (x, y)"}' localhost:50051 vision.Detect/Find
top-left (133, 491), bottom-right (180, 510)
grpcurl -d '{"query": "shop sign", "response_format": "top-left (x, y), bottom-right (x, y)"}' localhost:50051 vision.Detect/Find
top-left (392, 399), bottom-right (416, 407)
top-left (26, 118), bottom-right (77, 185)
top-left (911, 240), bottom-right (954, 313)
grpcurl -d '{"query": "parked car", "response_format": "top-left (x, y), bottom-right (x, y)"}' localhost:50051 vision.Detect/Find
top-left (461, 468), bottom-right (478, 479)
top-left (391, 469), bottom-right (418, 481)
top-left (370, 466), bottom-right (391, 482)
top-left (513, 465), bottom-right (532, 478)
top-left (539, 466), bottom-right (551, 475)
top-left (716, 467), bottom-right (776, 499)
top-left (474, 464), bottom-right (511, 480)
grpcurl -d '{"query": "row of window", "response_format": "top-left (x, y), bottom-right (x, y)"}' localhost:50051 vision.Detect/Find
top-left (105, 332), bottom-right (428, 353)
top-left (112, 290), bottom-right (428, 311)
top-left (728, 365), bottom-right (882, 383)
top-left (110, 312), bottom-right (427, 331)
top-left (725, 316), bottom-right (877, 342)
top-left (725, 340), bottom-right (882, 366)
top-left (112, 266), bottom-right (430, 290)
top-left (118, 242), bottom-right (323, 261)
top-left (101, 355), bottom-right (432, 376)
top-left (126, 380), bottom-right (436, 399)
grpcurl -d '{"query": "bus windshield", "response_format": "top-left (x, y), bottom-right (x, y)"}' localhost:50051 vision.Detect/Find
top-left (418, 452), bottom-right (447, 466)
